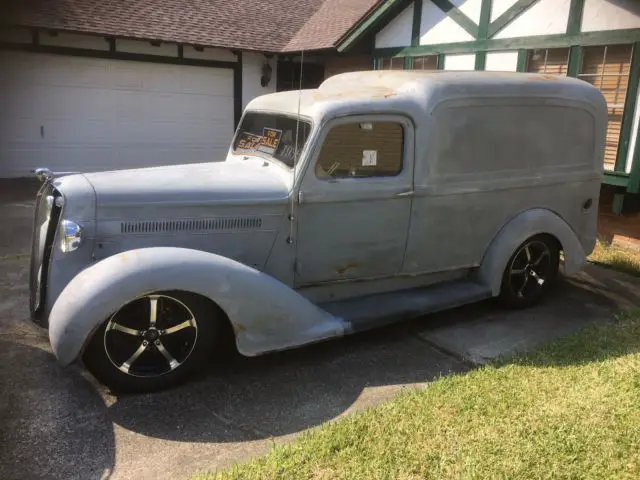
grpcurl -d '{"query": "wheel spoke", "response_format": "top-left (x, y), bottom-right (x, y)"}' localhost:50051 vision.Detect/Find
top-left (162, 318), bottom-right (196, 335)
top-left (107, 322), bottom-right (142, 336)
top-left (511, 268), bottom-right (526, 275)
top-left (119, 342), bottom-right (148, 373)
top-left (534, 250), bottom-right (550, 266)
top-left (149, 296), bottom-right (159, 328)
top-left (530, 269), bottom-right (545, 286)
top-left (155, 340), bottom-right (181, 370)
top-left (517, 274), bottom-right (530, 298)
top-left (525, 245), bottom-right (532, 262)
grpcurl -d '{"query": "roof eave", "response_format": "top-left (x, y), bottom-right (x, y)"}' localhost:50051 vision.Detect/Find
top-left (335, 0), bottom-right (411, 53)
top-left (2, 22), bottom-right (283, 55)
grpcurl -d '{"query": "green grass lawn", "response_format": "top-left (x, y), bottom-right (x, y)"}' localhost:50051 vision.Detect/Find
top-left (589, 239), bottom-right (640, 276)
top-left (197, 312), bottom-right (640, 480)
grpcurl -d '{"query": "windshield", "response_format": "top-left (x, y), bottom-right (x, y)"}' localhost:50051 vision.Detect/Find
top-left (233, 112), bottom-right (311, 168)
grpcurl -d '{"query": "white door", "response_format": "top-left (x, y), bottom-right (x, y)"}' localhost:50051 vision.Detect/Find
top-left (0, 51), bottom-right (235, 177)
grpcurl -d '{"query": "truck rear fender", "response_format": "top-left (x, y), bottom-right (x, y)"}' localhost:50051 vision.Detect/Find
top-left (478, 208), bottom-right (587, 296)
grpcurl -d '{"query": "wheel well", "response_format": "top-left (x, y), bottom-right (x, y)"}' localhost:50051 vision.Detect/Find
top-left (182, 291), bottom-right (238, 356)
top-left (537, 233), bottom-right (563, 254)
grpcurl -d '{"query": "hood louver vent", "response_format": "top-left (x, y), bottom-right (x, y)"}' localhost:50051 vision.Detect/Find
top-left (120, 217), bottom-right (263, 234)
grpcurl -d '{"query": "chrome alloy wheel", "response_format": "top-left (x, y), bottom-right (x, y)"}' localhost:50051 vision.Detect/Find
top-left (507, 240), bottom-right (552, 300)
top-left (103, 294), bottom-right (198, 378)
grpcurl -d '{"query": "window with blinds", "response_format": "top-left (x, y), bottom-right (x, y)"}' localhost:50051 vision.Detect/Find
top-left (526, 48), bottom-right (570, 75)
top-left (578, 44), bottom-right (633, 171)
top-left (379, 57), bottom-right (405, 70)
top-left (315, 122), bottom-right (404, 179)
top-left (409, 55), bottom-right (438, 70)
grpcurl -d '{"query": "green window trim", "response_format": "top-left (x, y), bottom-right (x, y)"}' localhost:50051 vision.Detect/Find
top-left (375, 29), bottom-right (640, 58)
top-left (614, 42), bottom-right (640, 173)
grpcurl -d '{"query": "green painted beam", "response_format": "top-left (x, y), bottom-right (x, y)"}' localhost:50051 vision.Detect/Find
top-left (612, 192), bottom-right (625, 215)
top-left (437, 53), bottom-right (445, 69)
top-left (478, 0), bottom-right (492, 40)
top-left (566, 0), bottom-right (585, 36)
top-left (431, 0), bottom-right (479, 39)
top-left (615, 42), bottom-right (640, 172)
top-left (475, 0), bottom-right (491, 71)
top-left (566, 45), bottom-right (582, 77)
top-left (411, 0), bottom-right (423, 47)
top-left (628, 125), bottom-right (640, 193)
top-left (404, 55), bottom-right (413, 69)
top-left (375, 28), bottom-right (640, 58)
top-left (603, 171), bottom-right (631, 188)
top-left (516, 49), bottom-right (527, 71)
top-left (488, 0), bottom-right (538, 38)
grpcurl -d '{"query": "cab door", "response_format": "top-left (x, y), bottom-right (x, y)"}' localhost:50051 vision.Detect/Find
top-left (294, 115), bottom-right (414, 287)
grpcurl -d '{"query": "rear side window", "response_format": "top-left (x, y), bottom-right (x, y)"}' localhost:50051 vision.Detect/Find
top-left (315, 122), bottom-right (404, 179)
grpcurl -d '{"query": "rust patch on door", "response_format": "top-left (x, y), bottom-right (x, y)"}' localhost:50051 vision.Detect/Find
top-left (335, 262), bottom-right (360, 275)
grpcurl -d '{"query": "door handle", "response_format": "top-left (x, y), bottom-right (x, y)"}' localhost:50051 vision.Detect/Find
top-left (395, 190), bottom-right (414, 198)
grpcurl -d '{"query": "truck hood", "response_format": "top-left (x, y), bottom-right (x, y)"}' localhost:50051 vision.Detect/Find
top-left (82, 159), bottom-right (292, 207)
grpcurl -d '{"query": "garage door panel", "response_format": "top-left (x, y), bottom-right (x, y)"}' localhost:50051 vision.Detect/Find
top-left (0, 144), bottom-right (231, 177)
top-left (0, 51), bottom-right (235, 177)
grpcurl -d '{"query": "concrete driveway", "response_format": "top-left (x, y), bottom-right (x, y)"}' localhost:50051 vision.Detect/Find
top-left (1, 181), bottom-right (639, 480)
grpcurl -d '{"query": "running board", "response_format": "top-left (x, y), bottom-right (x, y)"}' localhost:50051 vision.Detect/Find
top-left (318, 281), bottom-right (493, 334)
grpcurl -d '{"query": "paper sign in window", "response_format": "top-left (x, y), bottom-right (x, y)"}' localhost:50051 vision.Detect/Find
top-left (257, 127), bottom-right (282, 155)
top-left (362, 150), bottom-right (377, 166)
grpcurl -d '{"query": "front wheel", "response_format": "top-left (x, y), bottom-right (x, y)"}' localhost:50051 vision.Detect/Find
top-left (498, 235), bottom-right (560, 309)
top-left (83, 291), bottom-right (219, 393)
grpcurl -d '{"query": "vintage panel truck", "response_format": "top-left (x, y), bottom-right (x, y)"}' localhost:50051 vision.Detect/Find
top-left (29, 71), bottom-right (607, 392)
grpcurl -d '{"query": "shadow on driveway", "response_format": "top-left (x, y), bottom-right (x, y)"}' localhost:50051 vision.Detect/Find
top-left (1, 214), bottom-right (639, 479)
top-left (104, 267), bottom-right (638, 446)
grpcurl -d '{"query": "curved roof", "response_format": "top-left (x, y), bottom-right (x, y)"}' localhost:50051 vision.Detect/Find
top-left (246, 71), bottom-right (607, 123)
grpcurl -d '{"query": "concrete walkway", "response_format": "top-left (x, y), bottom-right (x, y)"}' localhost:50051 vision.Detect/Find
top-left (1, 189), bottom-right (639, 480)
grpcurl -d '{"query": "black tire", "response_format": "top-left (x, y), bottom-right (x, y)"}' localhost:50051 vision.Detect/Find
top-left (498, 234), bottom-right (560, 309)
top-left (83, 290), bottom-right (220, 394)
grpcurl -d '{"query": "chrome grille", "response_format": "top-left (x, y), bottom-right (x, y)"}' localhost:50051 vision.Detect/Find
top-left (29, 183), bottom-right (61, 322)
top-left (120, 217), bottom-right (263, 234)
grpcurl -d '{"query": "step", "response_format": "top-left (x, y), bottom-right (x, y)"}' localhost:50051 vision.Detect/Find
top-left (319, 280), bottom-right (493, 334)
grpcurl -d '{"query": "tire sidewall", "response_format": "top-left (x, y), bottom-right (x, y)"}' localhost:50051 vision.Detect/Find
top-left (498, 234), bottom-right (560, 309)
top-left (83, 290), bottom-right (218, 394)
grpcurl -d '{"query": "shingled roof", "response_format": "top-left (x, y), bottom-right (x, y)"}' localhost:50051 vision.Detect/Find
top-left (1, 0), bottom-right (380, 53)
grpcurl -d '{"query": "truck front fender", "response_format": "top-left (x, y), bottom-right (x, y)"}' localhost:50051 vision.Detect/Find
top-left (478, 208), bottom-right (587, 296)
top-left (49, 247), bottom-right (343, 366)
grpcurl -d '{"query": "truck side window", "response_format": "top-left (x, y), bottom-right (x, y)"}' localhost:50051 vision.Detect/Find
top-left (315, 122), bottom-right (404, 179)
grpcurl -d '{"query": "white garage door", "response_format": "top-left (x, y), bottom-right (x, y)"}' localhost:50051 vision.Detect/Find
top-left (0, 51), bottom-right (235, 177)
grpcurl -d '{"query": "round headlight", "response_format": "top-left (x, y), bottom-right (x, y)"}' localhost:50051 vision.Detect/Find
top-left (59, 220), bottom-right (83, 253)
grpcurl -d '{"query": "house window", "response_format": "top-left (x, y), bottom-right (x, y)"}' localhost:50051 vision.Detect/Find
top-left (379, 57), bottom-right (405, 70)
top-left (315, 122), bottom-right (404, 179)
top-left (526, 48), bottom-right (570, 75)
top-left (409, 55), bottom-right (438, 70)
top-left (578, 44), bottom-right (634, 171)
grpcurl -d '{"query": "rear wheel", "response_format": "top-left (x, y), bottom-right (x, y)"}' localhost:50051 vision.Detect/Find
top-left (83, 291), bottom-right (219, 393)
top-left (498, 235), bottom-right (560, 309)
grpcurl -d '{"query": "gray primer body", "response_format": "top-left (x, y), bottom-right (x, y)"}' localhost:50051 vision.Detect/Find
top-left (37, 71), bottom-right (607, 366)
